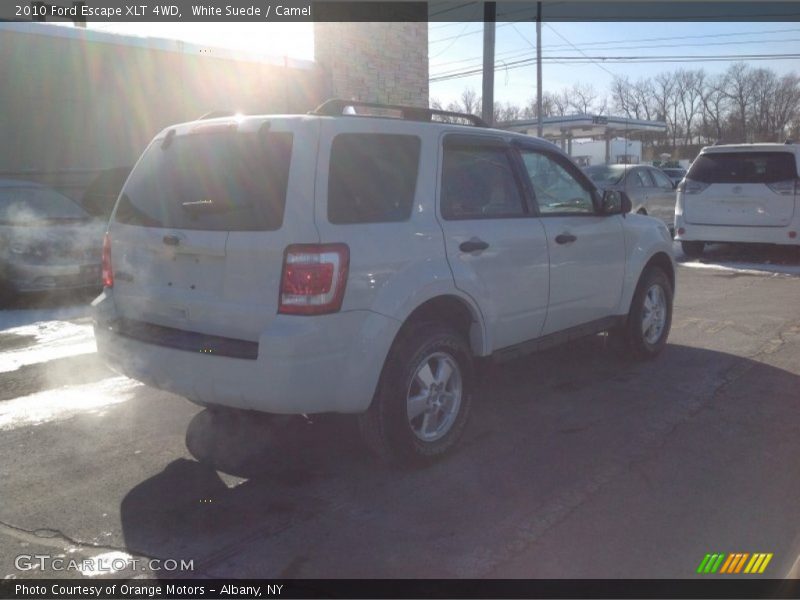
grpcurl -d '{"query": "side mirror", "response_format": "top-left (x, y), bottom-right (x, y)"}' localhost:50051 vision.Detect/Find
top-left (600, 190), bottom-right (632, 215)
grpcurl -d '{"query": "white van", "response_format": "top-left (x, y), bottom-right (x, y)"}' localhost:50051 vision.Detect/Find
top-left (674, 143), bottom-right (799, 257)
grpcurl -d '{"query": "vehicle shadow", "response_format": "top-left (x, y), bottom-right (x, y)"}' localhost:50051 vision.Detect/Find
top-left (119, 339), bottom-right (800, 577)
top-left (676, 241), bottom-right (800, 270)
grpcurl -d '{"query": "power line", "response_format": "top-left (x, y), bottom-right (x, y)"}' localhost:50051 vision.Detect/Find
top-left (430, 53), bottom-right (800, 83)
top-left (430, 26), bottom-right (800, 68)
top-left (431, 36), bottom-right (800, 79)
top-left (544, 22), bottom-right (616, 77)
top-left (430, 22), bottom-right (800, 46)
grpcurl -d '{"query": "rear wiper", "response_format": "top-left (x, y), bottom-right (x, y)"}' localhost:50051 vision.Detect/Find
top-left (180, 200), bottom-right (242, 214)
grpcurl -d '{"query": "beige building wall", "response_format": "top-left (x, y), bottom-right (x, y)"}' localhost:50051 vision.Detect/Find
top-left (314, 22), bottom-right (429, 108)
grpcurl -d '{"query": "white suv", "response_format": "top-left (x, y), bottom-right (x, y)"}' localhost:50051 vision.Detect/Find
top-left (93, 100), bottom-right (675, 463)
top-left (675, 143), bottom-right (800, 257)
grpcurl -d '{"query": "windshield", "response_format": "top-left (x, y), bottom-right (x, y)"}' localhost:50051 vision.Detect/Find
top-left (584, 165), bottom-right (626, 185)
top-left (0, 185), bottom-right (90, 224)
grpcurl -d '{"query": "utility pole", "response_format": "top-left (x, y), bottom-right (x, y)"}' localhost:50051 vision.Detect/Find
top-left (536, 1), bottom-right (543, 137)
top-left (481, 2), bottom-right (495, 126)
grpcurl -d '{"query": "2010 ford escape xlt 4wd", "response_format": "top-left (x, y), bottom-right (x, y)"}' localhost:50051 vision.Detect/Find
top-left (93, 100), bottom-right (676, 463)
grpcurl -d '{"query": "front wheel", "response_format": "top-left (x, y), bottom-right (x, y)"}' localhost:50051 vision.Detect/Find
top-left (615, 267), bottom-right (673, 360)
top-left (358, 322), bottom-right (473, 464)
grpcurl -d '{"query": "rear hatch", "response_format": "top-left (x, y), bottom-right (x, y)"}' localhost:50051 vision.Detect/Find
top-left (683, 151), bottom-right (797, 227)
top-left (107, 117), bottom-right (318, 341)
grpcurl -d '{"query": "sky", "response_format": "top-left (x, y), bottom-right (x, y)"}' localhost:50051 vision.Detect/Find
top-left (429, 21), bottom-right (800, 109)
top-left (50, 20), bottom-right (800, 112)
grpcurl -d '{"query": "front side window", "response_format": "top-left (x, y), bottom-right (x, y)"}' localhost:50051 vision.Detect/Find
top-left (650, 169), bottom-right (675, 190)
top-left (636, 170), bottom-right (655, 188)
top-left (441, 145), bottom-right (526, 219)
top-left (520, 151), bottom-right (594, 214)
top-left (328, 134), bottom-right (421, 224)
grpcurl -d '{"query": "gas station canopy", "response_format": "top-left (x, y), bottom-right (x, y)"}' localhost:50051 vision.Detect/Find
top-left (502, 114), bottom-right (668, 164)
top-left (503, 114), bottom-right (668, 140)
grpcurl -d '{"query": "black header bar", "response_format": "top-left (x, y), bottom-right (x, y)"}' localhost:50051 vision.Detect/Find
top-left (1, 1), bottom-right (800, 22)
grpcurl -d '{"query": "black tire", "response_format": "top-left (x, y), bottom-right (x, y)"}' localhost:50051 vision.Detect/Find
top-left (681, 240), bottom-right (705, 258)
top-left (614, 267), bottom-right (673, 360)
top-left (358, 322), bottom-right (473, 465)
top-left (636, 207), bottom-right (648, 215)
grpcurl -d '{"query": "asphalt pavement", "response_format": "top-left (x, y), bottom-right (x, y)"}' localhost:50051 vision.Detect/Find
top-left (1, 245), bottom-right (799, 580)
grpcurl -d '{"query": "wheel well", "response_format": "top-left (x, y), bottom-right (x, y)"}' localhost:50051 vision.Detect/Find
top-left (398, 296), bottom-right (481, 355)
top-left (644, 252), bottom-right (675, 291)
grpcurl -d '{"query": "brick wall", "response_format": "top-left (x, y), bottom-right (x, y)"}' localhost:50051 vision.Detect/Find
top-left (314, 22), bottom-right (429, 108)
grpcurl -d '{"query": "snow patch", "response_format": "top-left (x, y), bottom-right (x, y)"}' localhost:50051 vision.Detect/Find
top-left (679, 261), bottom-right (800, 277)
top-left (0, 320), bottom-right (96, 373)
top-left (0, 376), bottom-right (142, 431)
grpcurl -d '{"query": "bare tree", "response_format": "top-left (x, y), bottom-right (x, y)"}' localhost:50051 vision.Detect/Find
top-left (653, 71), bottom-right (679, 149)
top-left (698, 72), bottom-right (729, 143)
top-left (549, 89), bottom-right (571, 116)
top-left (460, 88), bottom-right (481, 116)
top-left (676, 69), bottom-right (704, 145)
top-left (772, 73), bottom-right (800, 140)
top-left (568, 83), bottom-right (599, 114)
top-left (610, 75), bottom-right (635, 118)
top-left (723, 62), bottom-right (756, 141)
top-left (631, 78), bottom-right (657, 121)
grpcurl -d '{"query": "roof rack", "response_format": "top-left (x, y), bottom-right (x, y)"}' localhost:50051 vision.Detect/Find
top-left (198, 110), bottom-right (237, 120)
top-left (311, 99), bottom-right (488, 128)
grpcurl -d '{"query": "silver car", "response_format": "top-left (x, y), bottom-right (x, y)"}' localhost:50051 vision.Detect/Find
top-left (0, 179), bottom-right (104, 299)
top-left (585, 164), bottom-right (677, 229)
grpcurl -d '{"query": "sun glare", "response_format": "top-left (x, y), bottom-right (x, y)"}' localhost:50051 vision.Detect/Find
top-left (51, 22), bottom-right (315, 62)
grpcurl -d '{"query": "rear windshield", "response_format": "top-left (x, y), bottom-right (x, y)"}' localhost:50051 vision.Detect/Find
top-left (584, 165), bottom-right (626, 185)
top-left (688, 152), bottom-right (797, 184)
top-left (115, 130), bottom-right (293, 231)
top-left (0, 185), bottom-right (89, 224)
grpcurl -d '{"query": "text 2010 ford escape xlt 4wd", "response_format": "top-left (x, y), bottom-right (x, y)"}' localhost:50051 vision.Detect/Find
top-left (93, 100), bottom-right (675, 463)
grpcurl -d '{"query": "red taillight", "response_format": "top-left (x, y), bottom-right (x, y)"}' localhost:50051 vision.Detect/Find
top-left (278, 244), bottom-right (349, 315)
top-left (102, 233), bottom-right (113, 288)
top-left (677, 227), bottom-right (686, 235)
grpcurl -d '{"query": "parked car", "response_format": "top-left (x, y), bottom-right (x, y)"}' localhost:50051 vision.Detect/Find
top-left (81, 167), bottom-right (132, 220)
top-left (0, 180), bottom-right (104, 300)
top-left (675, 143), bottom-right (800, 257)
top-left (660, 167), bottom-right (688, 186)
top-left (93, 100), bottom-right (675, 463)
top-left (584, 164), bottom-right (677, 230)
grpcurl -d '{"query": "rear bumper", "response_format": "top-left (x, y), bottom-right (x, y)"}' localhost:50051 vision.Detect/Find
top-left (674, 218), bottom-right (799, 246)
top-left (92, 290), bottom-right (400, 414)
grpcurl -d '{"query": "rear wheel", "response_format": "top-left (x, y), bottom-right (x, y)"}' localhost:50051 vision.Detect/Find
top-left (359, 322), bottom-right (473, 464)
top-left (614, 267), bottom-right (673, 360)
top-left (681, 240), bottom-right (705, 258)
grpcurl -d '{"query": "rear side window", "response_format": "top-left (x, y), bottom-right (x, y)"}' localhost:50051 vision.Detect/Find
top-left (328, 134), bottom-right (421, 224)
top-left (688, 152), bottom-right (797, 184)
top-left (115, 130), bottom-right (293, 231)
